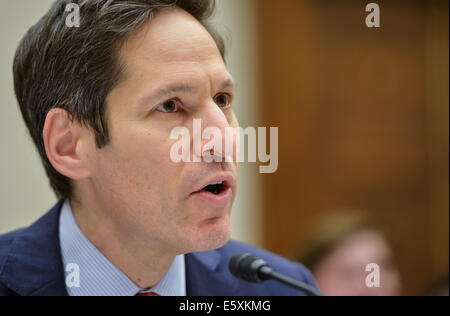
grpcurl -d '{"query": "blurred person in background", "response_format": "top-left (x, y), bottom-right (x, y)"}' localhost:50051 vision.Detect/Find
top-left (297, 213), bottom-right (402, 296)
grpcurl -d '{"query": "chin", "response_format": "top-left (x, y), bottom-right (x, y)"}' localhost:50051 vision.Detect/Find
top-left (187, 216), bottom-right (231, 253)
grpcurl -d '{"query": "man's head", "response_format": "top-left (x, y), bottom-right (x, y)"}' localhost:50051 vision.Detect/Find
top-left (14, 0), bottom-right (239, 254)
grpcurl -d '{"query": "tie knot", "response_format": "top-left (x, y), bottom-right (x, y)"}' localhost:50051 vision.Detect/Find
top-left (135, 292), bottom-right (160, 297)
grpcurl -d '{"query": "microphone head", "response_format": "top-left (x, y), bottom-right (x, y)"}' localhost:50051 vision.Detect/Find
top-left (229, 253), bottom-right (271, 283)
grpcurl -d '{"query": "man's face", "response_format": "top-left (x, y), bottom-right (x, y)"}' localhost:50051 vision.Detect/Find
top-left (80, 8), bottom-right (238, 255)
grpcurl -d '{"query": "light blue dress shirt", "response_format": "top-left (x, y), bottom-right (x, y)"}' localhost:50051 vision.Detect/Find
top-left (58, 200), bottom-right (186, 296)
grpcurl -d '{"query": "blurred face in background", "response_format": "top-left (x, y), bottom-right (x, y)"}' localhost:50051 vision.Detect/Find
top-left (312, 230), bottom-right (401, 296)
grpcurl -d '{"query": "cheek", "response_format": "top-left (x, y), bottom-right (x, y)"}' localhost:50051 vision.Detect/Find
top-left (94, 127), bottom-right (180, 199)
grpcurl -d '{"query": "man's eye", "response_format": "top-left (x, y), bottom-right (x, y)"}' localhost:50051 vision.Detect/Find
top-left (214, 93), bottom-right (232, 108)
top-left (156, 100), bottom-right (181, 113)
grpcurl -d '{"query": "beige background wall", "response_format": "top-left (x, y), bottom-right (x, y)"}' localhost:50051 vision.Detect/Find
top-left (0, 0), bottom-right (262, 246)
top-left (0, 0), bottom-right (57, 233)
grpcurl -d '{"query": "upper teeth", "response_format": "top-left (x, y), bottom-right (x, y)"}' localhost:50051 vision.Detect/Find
top-left (209, 181), bottom-right (223, 186)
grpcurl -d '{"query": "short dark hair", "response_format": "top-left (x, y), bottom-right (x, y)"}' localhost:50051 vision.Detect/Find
top-left (13, 0), bottom-right (225, 200)
top-left (296, 213), bottom-right (394, 272)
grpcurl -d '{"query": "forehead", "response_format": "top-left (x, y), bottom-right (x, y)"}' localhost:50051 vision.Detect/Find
top-left (118, 7), bottom-right (226, 82)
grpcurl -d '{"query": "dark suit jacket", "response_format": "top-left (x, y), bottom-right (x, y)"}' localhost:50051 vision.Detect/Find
top-left (0, 201), bottom-right (317, 296)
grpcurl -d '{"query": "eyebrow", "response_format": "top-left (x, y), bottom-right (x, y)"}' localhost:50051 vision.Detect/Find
top-left (217, 78), bottom-right (236, 91)
top-left (140, 77), bottom-right (236, 107)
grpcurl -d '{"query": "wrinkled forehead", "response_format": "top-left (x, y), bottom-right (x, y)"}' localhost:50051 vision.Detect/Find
top-left (118, 7), bottom-right (225, 81)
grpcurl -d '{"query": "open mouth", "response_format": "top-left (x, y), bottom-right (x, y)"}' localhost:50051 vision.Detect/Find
top-left (200, 181), bottom-right (228, 195)
top-left (189, 175), bottom-right (234, 206)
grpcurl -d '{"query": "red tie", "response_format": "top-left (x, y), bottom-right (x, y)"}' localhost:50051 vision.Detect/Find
top-left (135, 292), bottom-right (160, 296)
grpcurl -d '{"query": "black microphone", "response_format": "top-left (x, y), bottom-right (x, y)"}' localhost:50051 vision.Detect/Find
top-left (229, 253), bottom-right (323, 296)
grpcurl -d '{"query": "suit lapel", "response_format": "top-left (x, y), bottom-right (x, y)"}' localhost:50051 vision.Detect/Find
top-left (185, 249), bottom-right (246, 296)
top-left (0, 201), bottom-right (68, 296)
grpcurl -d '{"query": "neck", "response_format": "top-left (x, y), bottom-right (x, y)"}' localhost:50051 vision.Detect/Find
top-left (69, 196), bottom-right (175, 289)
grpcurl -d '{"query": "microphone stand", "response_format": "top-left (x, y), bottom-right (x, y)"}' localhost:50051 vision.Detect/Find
top-left (259, 266), bottom-right (323, 296)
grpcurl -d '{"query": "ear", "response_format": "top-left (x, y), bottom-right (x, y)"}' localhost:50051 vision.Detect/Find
top-left (43, 108), bottom-right (91, 180)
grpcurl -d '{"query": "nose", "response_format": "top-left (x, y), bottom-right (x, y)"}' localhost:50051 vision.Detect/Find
top-left (193, 102), bottom-right (237, 163)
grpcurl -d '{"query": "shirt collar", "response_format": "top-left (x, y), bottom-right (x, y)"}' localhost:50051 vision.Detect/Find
top-left (59, 200), bottom-right (186, 296)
